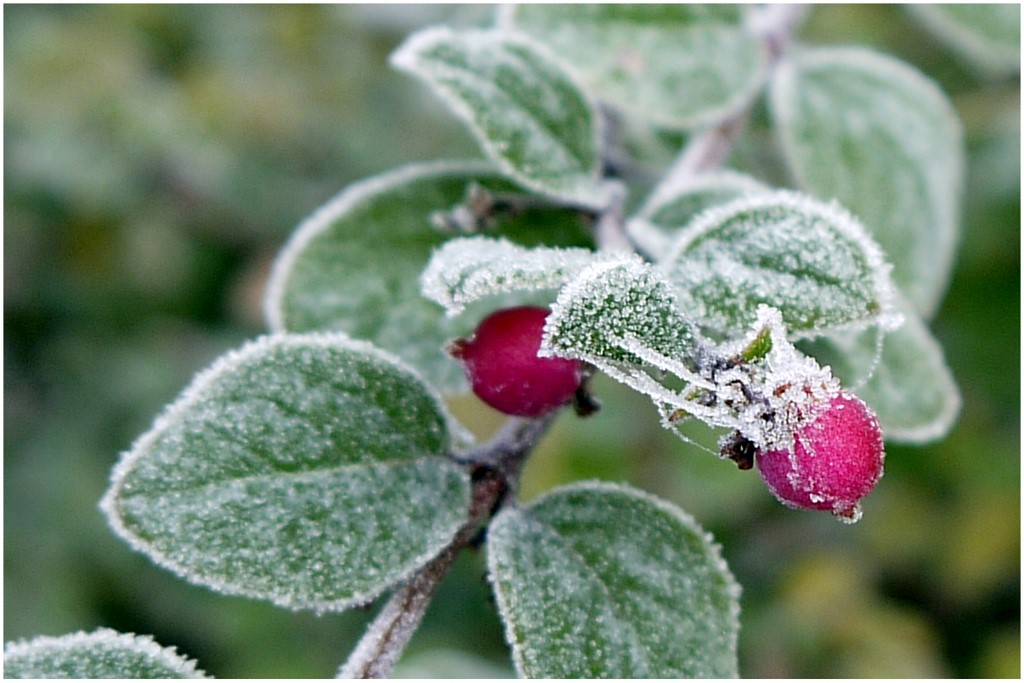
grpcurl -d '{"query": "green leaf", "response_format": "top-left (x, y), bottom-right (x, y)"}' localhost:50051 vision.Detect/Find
top-left (771, 47), bottom-right (964, 319)
top-left (265, 160), bottom-right (590, 394)
top-left (420, 235), bottom-right (612, 315)
top-left (907, 4), bottom-right (1021, 76)
top-left (661, 190), bottom-right (900, 339)
top-left (3, 629), bottom-right (207, 679)
top-left (803, 297), bottom-right (961, 443)
top-left (628, 169), bottom-right (771, 257)
top-left (487, 481), bottom-right (741, 678)
top-left (506, 4), bottom-right (764, 129)
top-left (391, 28), bottom-right (608, 207)
top-left (543, 256), bottom-right (702, 383)
top-left (101, 334), bottom-right (470, 612)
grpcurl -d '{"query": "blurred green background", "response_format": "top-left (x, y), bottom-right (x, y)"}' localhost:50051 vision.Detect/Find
top-left (5, 5), bottom-right (1019, 678)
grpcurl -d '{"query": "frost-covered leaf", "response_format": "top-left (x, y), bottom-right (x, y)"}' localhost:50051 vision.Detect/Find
top-left (771, 47), bottom-right (964, 319)
top-left (101, 334), bottom-right (470, 612)
top-left (421, 236), bottom-right (614, 315)
top-left (505, 4), bottom-right (764, 129)
top-left (543, 256), bottom-right (703, 382)
top-left (803, 297), bottom-right (961, 443)
top-left (264, 161), bottom-right (591, 394)
top-left (907, 4), bottom-right (1020, 76)
top-left (3, 629), bottom-right (207, 679)
top-left (391, 27), bottom-right (608, 207)
top-left (661, 191), bottom-right (899, 339)
top-left (628, 170), bottom-right (772, 257)
top-left (487, 481), bottom-right (740, 678)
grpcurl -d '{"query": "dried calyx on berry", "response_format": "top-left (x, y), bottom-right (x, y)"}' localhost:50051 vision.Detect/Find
top-left (449, 306), bottom-right (588, 418)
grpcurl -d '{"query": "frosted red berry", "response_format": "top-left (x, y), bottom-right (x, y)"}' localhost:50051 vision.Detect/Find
top-left (450, 306), bottom-right (584, 417)
top-left (756, 390), bottom-right (884, 522)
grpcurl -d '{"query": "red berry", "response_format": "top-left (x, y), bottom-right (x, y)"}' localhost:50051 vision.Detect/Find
top-left (450, 306), bottom-right (584, 417)
top-left (756, 391), bottom-right (884, 522)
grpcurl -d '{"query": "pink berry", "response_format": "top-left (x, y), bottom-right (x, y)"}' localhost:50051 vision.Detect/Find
top-left (756, 391), bottom-right (885, 522)
top-left (450, 306), bottom-right (584, 417)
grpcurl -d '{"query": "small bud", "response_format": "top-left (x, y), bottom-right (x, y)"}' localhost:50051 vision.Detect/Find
top-left (756, 391), bottom-right (885, 523)
top-left (450, 306), bottom-right (584, 418)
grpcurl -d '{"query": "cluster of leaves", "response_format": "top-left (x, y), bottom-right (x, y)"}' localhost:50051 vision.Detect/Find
top-left (6, 3), bottom-right (1007, 678)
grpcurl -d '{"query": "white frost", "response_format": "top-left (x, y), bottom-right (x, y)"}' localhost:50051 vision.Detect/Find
top-left (420, 235), bottom-right (614, 315)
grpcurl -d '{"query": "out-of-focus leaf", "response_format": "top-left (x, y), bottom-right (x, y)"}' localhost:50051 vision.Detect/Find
top-left (803, 297), bottom-right (961, 443)
top-left (391, 27), bottom-right (608, 207)
top-left (907, 4), bottom-right (1021, 76)
top-left (265, 161), bottom-right (589, 394)
top-left (771, 47), bottom-right (964, 319)
top-left (507, 4), bottom-right (764, 130)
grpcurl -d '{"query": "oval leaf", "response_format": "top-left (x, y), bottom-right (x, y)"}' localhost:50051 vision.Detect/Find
top-left (506, 4), bottom-right (764, 130)
top-left (265, 160), bottom-right (582, 394)
top-left (391, 27), bottom-right (608, 207)
top-left (487, 481), bottom-right (741, 678)
top-left (101, 334), bottom-right (470, 612)
top-left (4, 629), bottom-right (206, 679)
top-left (907, 4), bottom-right (1020, 76)
top-left (543, 256), bottom-right (704, 387)
top-left (420, 235), bottom-right (612, 315)
top-left (661, 191), bottom-right (900, 338)
top-left (771, 47), bottom-right (965, 319)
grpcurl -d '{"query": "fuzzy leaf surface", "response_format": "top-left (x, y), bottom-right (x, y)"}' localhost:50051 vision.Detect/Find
top-left (264, 161), bottom-right (592, 394)
top-left (661, 191), bottom-right (899, 339)
top-left (4, 629), bottom-right (207, 679)
top-left (507, 4), bottom-right (763, 129)
top-left (771, 48), bottom-right (964, 319)
top-left (101, 334), bottom-right (470, 612)
top-left (391, 28), bottom-right (607, 207)
top-left (543, 256), bottom-right (701, 370)
top-left (487, 481), bottom-right (741, 678)
top-left (907, 4), bottom-right (1020, 76)
top-left (420, 236), bottom-right (611, 315)
top-left (804, 298), bottom-right (961, 443)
